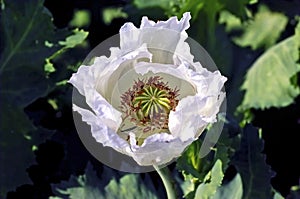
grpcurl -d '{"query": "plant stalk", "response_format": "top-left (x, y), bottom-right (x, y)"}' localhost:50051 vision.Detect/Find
top-left (153, 165), bottom-right (179, 199)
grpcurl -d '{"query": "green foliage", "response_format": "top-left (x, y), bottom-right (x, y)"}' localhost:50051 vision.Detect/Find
top-left (133, 0), bottom-right (253, 20)
top-left (239, 22), bottom-right (300, 110)
top-left (194, 160), bottom-right (224, 199)
top-left (133, 0), bottom-right (176, 12)
top-left (45, 29), bottom-right (88, 73)
top-left (231, 124), bottom-right (274, 199)
top-left (0, 0), bottom-right (88, 197)
top-left (211, 173), bottom-right (243, 199)
top-left (287, 181), bottom-right (300, 199)
top-left (171, 0), bottom-right (206, 19)
top-left (58, 29), bottom-right (88, 49)
top-left (233, 5), bottom-right (288, 50)
top-left (177, 118), bottom-right (241, 198)
top-left (273, 192), bottom-right (284, 199)
top-left (0, 0), bottom-right (60, 195)
top-left (1, 0), bottom-right (300, 198)
top-left (180, 173), bottom-right (196, 198)
top-left (102, 7), bottom-right (128, 25)
top-left (105, 174), bottom-right (159, 199)
top-left (0, 130), bottom-right (36, 197)
top-left (175, 138), bottom-right (208, 198)
top-left (51, 162), bottom-right (107, 199)
top-left (51, 162), bottom-right (160, 199)
top-left (213, 119), bottom-right (241, 171)
top-left (0, 0), bottom-right (58, 133)
top-left (177, 139), bottom-right (203, 178)
top-left (220, 0), bottom-right (252, 20)
top-left (219, 10), bottom-right (242, 32)
top-left (69, 10), bottom-right (91, 28)
top-left (177, 118), bottom-right (240, 176)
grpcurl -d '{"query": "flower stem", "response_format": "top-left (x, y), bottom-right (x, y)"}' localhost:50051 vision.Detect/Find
top-left (153, 165), bottom-right (179, 199)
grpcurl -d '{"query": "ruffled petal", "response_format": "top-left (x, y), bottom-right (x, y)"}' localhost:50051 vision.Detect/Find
top-left (95, 44), bottom-right (152, 100)
top-left (134, 61), bottom-right (197, 98)
top-left (135, 61), bottom-right (188, 80)
top-left (119, 13), bottom-right (192, 64)
top-left (169, 95), bottom-right (208, 141)
top-left (73, 104), bottom-right (131, 155)
top-left (168, 92), bottom-right (226, 142)
top-left (69, 61), bottom-right (122, 130)
top-left (140, 12), bottom-right (191, 33)
top-left (119, 22), bottom-right (140, 53)
top-left (69, 45), bottom-right (152, 131)
top-left (129, 133), bottom-right (193, 165)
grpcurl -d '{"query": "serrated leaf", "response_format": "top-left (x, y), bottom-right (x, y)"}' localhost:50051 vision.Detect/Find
top-left (0, 127), bottom-right (52, 198)
top-left (212, 117), bottom-right (240, 171)
top-left (239, 22), bottom-right (300, 110)
top-left (51, 162), bottom-right (160, 199)
top-left (211, 173), bottom-right (243, 199)
top-left (0, 0), bottom-right (66, 133)
top-left (51, 162), bottom-right (105, 199)
top-left (0, 0), bottom-right (84, 196)
top-left (0, 131), bottom-right (35, 197)
top-left (233, 5), bottom-right (288, 50)
top-left (194, 160), bottom-right (224, 199)
top-left (231, 124), bottom-right (275, 199)
top-left (105, 174), bottom-right (159, 199)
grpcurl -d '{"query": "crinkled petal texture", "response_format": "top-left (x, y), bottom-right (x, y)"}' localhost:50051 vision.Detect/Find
top-left (69, 12), bottom-right (227, 166)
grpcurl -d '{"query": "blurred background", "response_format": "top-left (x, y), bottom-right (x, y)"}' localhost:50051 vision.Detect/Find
top-left (0, 0), bottom-right (300, 198)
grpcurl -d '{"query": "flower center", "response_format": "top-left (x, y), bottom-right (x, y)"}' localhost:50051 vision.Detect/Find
top-left (118, 76), bottom-right (179, 145)
top-left (134, 86), bottom-right (171, 117)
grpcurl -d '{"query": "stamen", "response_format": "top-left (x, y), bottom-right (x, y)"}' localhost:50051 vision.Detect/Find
top-left (119, 76), bottom-right (180, 145)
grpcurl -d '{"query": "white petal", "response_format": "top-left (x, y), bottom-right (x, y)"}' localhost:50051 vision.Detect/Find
top-left (119, 22), bottom-right (140, 52)
top-left (69, 65), bottom-right (90, 96)
top-left (167, 62), bottom-right (227, 142)
top-left (135, 61), bottom-right (188, 80)
top-left (73, 104), bottom-right (130, 155)
top-left (95, 44), bottom-right (152, 99)
top-left (169, 91), bottom-right (226, 142)
top-left (69, 61), bottom-right (122, 130)
top-left (129, 133), bottom-right (193, 166)
top-left (119, 12), bottom-right (192, 64)
top-left (140, 12), bottom-right (191, 32)
top-left (134, 61), bottom-right (196, 97)
top-left (174, 56), bottom-right (227, 96)
top-left (169, 95), bottom-right (208, 141)
top-left (69, 45), bottom-right (152, 131)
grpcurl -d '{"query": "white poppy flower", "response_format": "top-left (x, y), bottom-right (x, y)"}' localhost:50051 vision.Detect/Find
top-left (69, 12), bottom-right (227, 166)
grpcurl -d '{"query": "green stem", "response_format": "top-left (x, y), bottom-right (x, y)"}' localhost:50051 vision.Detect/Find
top-left (153, 165), bottom-right (179, 199)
